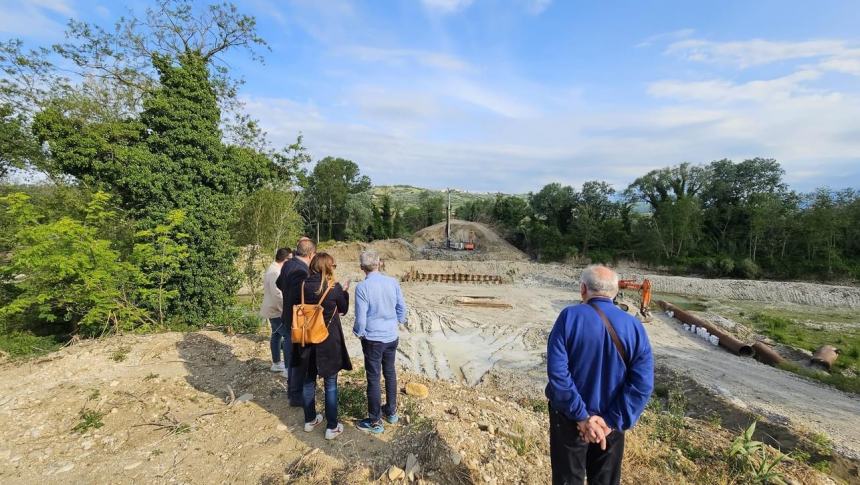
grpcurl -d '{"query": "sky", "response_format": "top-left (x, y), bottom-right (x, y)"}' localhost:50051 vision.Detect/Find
top-left (2, 0), bottom-right (860, 193)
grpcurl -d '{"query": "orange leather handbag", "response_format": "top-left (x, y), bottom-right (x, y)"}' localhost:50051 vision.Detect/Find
top-left (291, 282), bottom-right (333, 346)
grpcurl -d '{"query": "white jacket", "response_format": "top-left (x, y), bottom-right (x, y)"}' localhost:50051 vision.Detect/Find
top-left (259, 261), bottom-right (283, 318)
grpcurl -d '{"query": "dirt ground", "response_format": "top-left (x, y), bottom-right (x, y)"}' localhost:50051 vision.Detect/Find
top-left (2, 257), bottom-right (859, 483)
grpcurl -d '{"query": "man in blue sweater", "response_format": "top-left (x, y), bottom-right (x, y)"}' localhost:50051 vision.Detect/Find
top-left (546, 265), bottom-right (654, 485)
top-left (353, 250), bottom-right (408, 434)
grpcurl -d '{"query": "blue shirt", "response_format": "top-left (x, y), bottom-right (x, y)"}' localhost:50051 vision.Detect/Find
top-left (545, 297), bottom-right (654, 431)
top-left (353, 271), bottom-right (407, 343)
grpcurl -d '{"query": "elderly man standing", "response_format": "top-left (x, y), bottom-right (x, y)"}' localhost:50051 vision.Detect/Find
top-left (546, 265), bottom-right (654, 485)
top-left (353, 250), bottom-right (407, 434)
top-left (277, 237), bottom-right (316, 406)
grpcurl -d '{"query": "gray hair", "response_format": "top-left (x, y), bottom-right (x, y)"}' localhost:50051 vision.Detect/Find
top-left (580, 264), bottom-right (619, 297)
top-left (360, 250), bottom-right (380, 271)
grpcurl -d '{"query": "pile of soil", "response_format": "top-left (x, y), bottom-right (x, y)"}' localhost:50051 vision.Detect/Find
top-left (321, 239), bottom-right (417, 262)
top-left (412, 220), bottom-right (528, 261)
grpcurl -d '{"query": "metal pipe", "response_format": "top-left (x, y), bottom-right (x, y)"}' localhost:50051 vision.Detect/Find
top-left (752, 341), bottom-right (784, 366)
top-left (657, 301), bottom-right (754, 357)
top-left (811, 345), bottom-right (839, 370)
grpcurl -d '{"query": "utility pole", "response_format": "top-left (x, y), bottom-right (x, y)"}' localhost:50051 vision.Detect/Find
top-left (316, 221), bottom-right (320, 243)
top-left (445, 187), bottom-right (451, 249)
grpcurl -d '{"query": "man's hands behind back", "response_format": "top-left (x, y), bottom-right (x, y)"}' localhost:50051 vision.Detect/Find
top-left (577, 415), bottom-right (613, 450)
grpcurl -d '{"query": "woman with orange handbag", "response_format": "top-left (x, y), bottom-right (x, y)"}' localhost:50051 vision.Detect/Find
top-left (291, 252), bottom-right (352, 440)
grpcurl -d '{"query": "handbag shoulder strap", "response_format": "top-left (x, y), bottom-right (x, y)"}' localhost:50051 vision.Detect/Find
top-left (587, 301), bottom-right (629, 366)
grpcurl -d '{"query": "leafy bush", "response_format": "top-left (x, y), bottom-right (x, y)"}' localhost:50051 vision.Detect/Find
top-left (717, 257), bottom-right (735, 276)
top-left (736, 258), bottom-right (761, 278)
top-left (0, 192), bottom-right (149, 336)
top-left (728, 421), bottom-right (787, 484)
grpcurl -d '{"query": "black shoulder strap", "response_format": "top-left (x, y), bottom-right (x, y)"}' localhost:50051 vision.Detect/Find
top-left (587, 301), bottom-right (629, 367)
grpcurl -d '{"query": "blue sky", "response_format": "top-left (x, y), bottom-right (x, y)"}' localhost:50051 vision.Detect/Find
top-left (3, 0), bottom-right (860, 193)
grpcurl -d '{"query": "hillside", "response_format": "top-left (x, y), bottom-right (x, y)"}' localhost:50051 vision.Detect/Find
top-left (371, 185), bottom-right (519, 210)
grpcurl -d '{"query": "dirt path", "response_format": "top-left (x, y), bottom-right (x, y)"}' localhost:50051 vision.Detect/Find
top-left (646, 313), bottom-right (860, 460)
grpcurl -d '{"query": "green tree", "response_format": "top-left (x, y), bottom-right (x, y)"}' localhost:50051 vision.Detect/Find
top-left (572, 181), bottom-right (618, 256)
top-left (132, 210), bottom-right (189, 326)
top-left (417, 192), bottom-right (446, 228)
top-left (303, 157), bottom-right (371, 240)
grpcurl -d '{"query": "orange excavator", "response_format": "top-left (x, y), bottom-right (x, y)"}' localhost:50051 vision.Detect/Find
top-left (618, 279), bottom-right (652, 319)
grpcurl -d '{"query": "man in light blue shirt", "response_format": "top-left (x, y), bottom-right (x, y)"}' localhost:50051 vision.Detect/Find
top-left (353, 250), bottom-right (407, 434)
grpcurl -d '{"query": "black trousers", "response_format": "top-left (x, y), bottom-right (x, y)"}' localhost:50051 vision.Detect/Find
top-left (549, 405), bottom-right (625, 485)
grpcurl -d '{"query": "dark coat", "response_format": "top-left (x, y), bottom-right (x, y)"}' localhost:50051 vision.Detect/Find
top-left (277, 257), bottom-right (309, 325)
top-left (289, 273), bottom-right (353, 378)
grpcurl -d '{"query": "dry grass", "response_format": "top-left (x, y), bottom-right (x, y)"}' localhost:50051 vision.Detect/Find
top-left (623, 401), bottom-right (827, 485)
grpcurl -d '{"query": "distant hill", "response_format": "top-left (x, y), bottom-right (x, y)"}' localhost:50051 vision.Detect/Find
top-left (371, 185), bottom-right (519, 209)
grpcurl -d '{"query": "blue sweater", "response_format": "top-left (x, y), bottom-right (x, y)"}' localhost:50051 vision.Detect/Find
top-left (545, 297), bottom-right (654, 431)
top-left (353, 271), bottom-right (407, 343)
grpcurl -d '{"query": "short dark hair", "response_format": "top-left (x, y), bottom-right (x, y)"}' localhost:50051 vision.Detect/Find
top-left (295, 238), bottom-right (316, 257)
top-left (275, 248), bottom-right (292, 262)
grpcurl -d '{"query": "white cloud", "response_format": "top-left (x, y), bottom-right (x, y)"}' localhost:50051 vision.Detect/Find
top-left (522, 0), bottom-right (552, 15)
top-left (648, 69), bottom-right (825, 103)
top-left (421, 0), bottom-right (474, 14)
top-left (340, 45), bottom-right (472, 71)
top-left (0, 0), bottom-right (75, 37)
top-left (636, 28), bottom-right (695, 48)
top-left (664, 38), bottom-right (860, 76)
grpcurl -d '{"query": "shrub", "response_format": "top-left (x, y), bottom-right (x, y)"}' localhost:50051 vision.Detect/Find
top-left (717, 257), bottom-right (735, 276)
top-left (736, 258), bottom-right (761, 279)
top-left (0, 192), bottom-right (149, 336)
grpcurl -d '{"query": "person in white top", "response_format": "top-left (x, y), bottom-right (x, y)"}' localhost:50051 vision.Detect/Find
top-left (260, 248), bottom-right (292, 371)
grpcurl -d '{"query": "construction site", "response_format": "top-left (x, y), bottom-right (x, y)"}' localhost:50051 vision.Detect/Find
top-left (1, 219), bottom-right (859, 484)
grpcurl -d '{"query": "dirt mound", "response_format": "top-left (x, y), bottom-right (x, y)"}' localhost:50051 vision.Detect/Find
top-left (320, 238), bottom-right (417, 262)
top-left (412, 219), bottom-right (528, 261)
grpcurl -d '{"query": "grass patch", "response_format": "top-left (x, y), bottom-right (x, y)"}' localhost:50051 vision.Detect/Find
top-left (738, 310), bottom-right (860, 394)
top-left (337, 381), bottom-right (367, 420)
top-left (144, 373), bottom-right (159, 380)
top-left (517, 397), bottom-right (549, 414)
top-left (0, 331), bottom-right (63, 358)
top-left (72, 409), bottom-right (105, 433)
top-left (111, 346), bottom-right (130, 362)
top-left (506, 424), bottom-right (536, 456)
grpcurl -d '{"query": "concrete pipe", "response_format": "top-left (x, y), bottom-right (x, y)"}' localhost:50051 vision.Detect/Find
top-left (811, 345), bottom-right (839, 370)
top-left (657, 301), bottom-right (754, 357)
top-left (752, 341), bottom-right (784, 367)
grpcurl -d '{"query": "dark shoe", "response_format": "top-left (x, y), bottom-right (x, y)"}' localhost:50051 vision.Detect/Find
top-left (356, 418), bottom-right (385, 434)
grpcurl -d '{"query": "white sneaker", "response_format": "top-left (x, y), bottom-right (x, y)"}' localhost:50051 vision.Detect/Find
top-left (270, 362), bottom-right (286, 372)
top-left (304, 414), bottom-right (323, 432)
top-left (281, 369), bottom-right (289, 379)
top-left (325, 423), bottom-right (344, 440)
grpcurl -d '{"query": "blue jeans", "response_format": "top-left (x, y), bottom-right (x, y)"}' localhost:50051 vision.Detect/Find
top-left (269, 317), bottom-right (288, 363)
top-left (303, 373), bottom-right (339, 429)
top-left (361, 338), bottom-right (398, 422)
top-left (270, 317), bottom-right (302, 404)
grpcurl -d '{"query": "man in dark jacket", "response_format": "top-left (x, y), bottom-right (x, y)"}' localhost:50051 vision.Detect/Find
top-left (276, 237), bottom-right (316, 405)
top-left (546, 265), bottom-right (654, 485)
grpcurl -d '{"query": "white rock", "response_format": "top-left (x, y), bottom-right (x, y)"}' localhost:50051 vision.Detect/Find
top-left (450, 451), bottom-right (462, 466)
top-left (124, 461), bottom-right (141, 470)
top-left (110, 381), bottom-right (119, 387)
top-left (57, 463), bottom-right (74, 473)
top-left (276, 424), bottom-right (287, 431)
